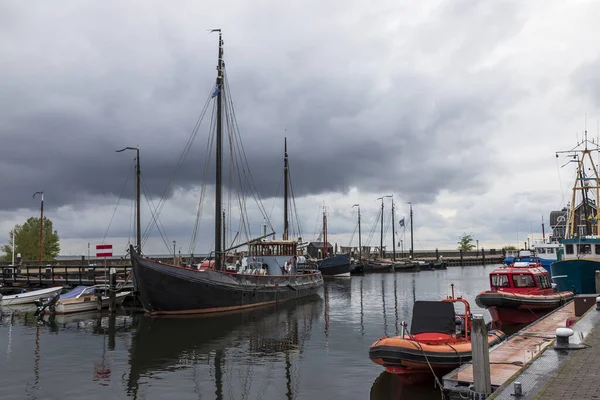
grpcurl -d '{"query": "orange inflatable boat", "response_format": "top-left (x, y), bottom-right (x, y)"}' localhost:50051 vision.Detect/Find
top-left (369, 287), bottom-right (506, 383)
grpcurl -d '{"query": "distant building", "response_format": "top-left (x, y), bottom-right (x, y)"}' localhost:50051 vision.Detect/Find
top-left (550, 200), bottom-right (599, 239)
top-left (550, 207), bottom-right (568, 240)
top-left (307, 242), bottom-right (333, 259)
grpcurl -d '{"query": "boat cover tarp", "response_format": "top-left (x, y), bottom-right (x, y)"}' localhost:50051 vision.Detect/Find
top-left (410, 301), bottom-right (455, 334)
top-left (60, 286), bottom-right (95, 300)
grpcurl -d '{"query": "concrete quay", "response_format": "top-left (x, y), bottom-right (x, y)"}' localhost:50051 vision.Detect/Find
top-left (489, 297), bottom-right (600, 400)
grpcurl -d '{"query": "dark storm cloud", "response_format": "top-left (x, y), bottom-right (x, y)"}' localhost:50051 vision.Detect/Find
top-left (0, 0), bottom-right (525, 212)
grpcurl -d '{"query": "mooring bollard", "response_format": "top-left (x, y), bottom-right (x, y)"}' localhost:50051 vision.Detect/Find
top-left (596, 296), bottom-right (600, 311)
top-left (471, 315), bottom-right (491, 398)
top-left (513, 381), bottom-right (523, 397)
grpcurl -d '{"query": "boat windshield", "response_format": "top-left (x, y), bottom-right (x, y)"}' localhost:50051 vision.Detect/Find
top-left (512, 274), bottom-right (536, 288)
top-left (491, 274), bottom-right (510, 288)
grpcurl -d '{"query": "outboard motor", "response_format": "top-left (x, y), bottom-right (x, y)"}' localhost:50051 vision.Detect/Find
top-left (34, 293), bottom-right (60, 319)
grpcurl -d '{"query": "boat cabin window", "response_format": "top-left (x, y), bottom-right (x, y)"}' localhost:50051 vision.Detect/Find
top-left (578, 244), bottom-right (592, 254)
top-left (565, 244), bottom-right (574, 254)
top-left (512, 274), bottom-right (536, 288)
top-left (596, 245), bottom-right (600, 255)
top-left (537, 248), bottom-right (546, 254)
top-left (491, 274), bottom-right (510, 288)
top-left (535, 275), bottom-right (552, 289)
top-left (547, 248), bottom-right (555, 254)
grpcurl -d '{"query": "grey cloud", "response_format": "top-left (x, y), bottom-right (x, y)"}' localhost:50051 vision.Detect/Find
top-left (0, 0), bottom-right (526, 216)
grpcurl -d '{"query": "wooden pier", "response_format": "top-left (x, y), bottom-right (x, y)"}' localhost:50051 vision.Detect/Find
top-left (443, 301), bottom-right (576, 394)
top-left (1, 265), bottom-right (132, 287)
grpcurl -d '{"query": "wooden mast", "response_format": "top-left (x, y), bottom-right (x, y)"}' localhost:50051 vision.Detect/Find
top-left (353, 204), bottom-right (361, 262)
top-left (33, 191), bottom-right (44, 264)
top-left (214, 30), bottom-right (224, 270)
top-left (283, 137), bottom-right (289, 240)
top-left (378, 197), bottom-right (384, 258)
top-left (391, 198), bottom-right (396, 261)
top-left (323, 209), bottom-right (328, 258)
top-left (409, 202), bottom-right (414, 259)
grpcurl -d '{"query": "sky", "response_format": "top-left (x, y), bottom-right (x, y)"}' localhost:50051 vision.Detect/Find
top-left (1, 0), bottom-right (600, 258)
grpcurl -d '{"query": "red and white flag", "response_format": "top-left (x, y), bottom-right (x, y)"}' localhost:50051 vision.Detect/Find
top-left (96, 244), bottom-right (113, 257)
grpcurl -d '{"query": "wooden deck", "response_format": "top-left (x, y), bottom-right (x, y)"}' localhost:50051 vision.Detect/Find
top-left (443, 301), bottom-right (575, 388)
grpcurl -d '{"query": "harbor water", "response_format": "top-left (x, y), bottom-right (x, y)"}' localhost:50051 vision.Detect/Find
top-left (0, 265), bottom-right (500, 400)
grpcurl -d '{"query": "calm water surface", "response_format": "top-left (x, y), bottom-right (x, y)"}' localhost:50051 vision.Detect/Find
top-left (0, 265), bottom-right (501, 400)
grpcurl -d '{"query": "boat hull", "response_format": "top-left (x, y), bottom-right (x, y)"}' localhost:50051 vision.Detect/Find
top-left (369, 330), bottom-right (506, 379)
top-left (132, 253), bottom-right (323, 315)
top-left (551, 259), bottom-right (600, 294)
top-left (319, 254), bottom-right (351, 277)
top-left (51, 292), bottom-right (130, 314)
top-left (475, 290), bottom-right (573, 326)
top-left (0, 286), bottom-right (63, 306)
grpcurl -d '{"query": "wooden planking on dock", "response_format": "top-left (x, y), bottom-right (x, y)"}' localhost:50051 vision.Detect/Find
top-left (444, 301), bottom-right (575, 388)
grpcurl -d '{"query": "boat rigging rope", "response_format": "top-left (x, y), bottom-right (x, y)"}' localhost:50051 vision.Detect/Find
top-left (102, 158), bottom-right (134, 244)
top-left (222, 68), bottom-right (274, 233)
top-left (364, 208), bottom-right (382, 248)
top-left (288, 164), bottom-right (304, 240)
top-left (143, 88), bottom-right (215, 250)
top-left (140, 175), bottom-right (172, 251)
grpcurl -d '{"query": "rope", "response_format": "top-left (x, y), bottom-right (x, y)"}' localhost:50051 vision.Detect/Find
top-left (404, 328), bottom-right (445, 399)
top-left (101, 159), bottom-right (134, 242)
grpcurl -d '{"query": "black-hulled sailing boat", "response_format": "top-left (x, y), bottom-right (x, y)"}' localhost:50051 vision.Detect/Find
top-left (317, 209), bottom-right (351, 277)
top-left (130, 31), bottom-right (323, 316)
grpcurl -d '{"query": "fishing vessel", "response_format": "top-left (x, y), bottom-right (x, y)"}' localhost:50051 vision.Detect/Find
top-left (130, 31), bottom-right (323, 315)
top-left (475, 264), bottom-right (573, 327)
top-left (369, 285), bottom-right (506, 384)
top-left (532, 239), bottom-right (561, 274)
top-left (551, 132), bottom-right (600, 294)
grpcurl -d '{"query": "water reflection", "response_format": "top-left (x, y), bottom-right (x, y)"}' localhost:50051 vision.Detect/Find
top-left (0, 265), bottom-right (501, 400)
top-left (127, 296), bottom-right (322, 400)
top-left (370, 371), bottom-right (440, 400)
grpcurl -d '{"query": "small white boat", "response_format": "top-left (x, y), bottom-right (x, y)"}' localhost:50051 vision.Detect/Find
top-left (0, 286), bottom-right (63, 306)
top-left (48, 285), bottom-right (130, 315)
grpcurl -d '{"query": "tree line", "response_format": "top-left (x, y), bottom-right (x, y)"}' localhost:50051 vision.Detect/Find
top-left (1, 217), bottom-right (60, 263)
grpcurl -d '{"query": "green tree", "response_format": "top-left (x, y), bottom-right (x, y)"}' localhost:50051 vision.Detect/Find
top-left (458, 233), bottom-right (476, 251)
top-left (503, 245), bottom-right (517, 250)
top-left (0, 217), bottom-right (60, 263)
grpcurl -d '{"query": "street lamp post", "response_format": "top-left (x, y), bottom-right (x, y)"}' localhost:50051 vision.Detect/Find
top-left (476, 239), bottom-right (479, 252)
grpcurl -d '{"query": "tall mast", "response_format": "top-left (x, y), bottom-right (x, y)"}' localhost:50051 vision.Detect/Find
top-left (408, 202), bottom-right (414, 259)
top-left (283, 137), bottom-right (289, 240)
top-left (214, 29), bottom-right (224, 270)
top-left (11, 230), bottom-right (15, 266)
top-left (33, 191), bottom-right (44, 264)
top-left (136, 147), bottom-right (141, 253)
top-left (353, 204), bottom-right (361, 262)
top-left (322, 208), bottom-right (328, 258)
top-left (116, 146), bottom-right (141, 253)
top-left (378, 197), bottom-right (384, 258)
top-left (391, 198), bottom-right (396, 261)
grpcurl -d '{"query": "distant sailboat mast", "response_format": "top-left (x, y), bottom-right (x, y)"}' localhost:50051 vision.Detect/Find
top-left (283, 137), bottom-right (289, 241)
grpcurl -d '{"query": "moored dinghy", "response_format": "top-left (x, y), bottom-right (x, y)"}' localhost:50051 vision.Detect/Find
top-left (45, 285), bottom-right (130, 315)
top-left (0, 286), bottom-right (63, 306)
top-left (369, 286), bottom-right (506, 384)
